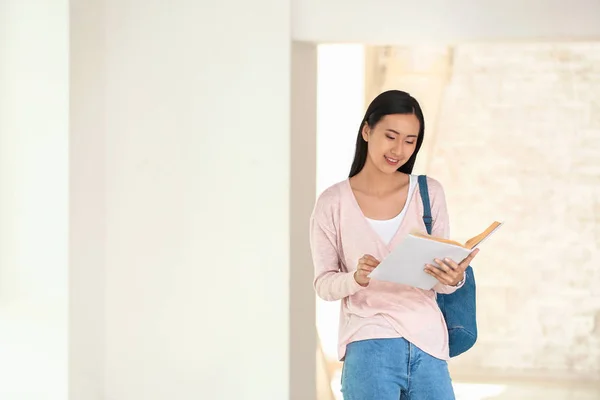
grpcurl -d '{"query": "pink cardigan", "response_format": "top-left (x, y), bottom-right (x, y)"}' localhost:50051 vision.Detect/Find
top-left (310, 176), bottom-right (460, 361)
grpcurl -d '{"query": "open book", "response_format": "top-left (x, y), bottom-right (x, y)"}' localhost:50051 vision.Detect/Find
top-left (368, 221), bottom-right (503, 290)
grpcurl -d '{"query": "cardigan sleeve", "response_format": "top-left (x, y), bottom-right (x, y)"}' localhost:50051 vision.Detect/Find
top-left (310, 188), bottom-right (365, 301)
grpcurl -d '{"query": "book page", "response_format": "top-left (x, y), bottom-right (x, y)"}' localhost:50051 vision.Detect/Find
top-left (368, 235), bottom-right (473, 289)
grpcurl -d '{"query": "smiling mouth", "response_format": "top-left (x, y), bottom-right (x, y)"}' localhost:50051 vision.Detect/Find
top-left (385, 156), bottom-right (400, 165)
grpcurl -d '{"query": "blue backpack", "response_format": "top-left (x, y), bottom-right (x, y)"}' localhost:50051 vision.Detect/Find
top-left (417, 175), bottom-right (478, 357)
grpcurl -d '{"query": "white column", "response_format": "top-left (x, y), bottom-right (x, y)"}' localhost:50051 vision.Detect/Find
top-left (69, 0), bottom-right (293, 398)
top-left (69, 1), bottom-right (106, 399)
top-left (0, 1), bottom-right (69, 399)
top-left (290, 41), bottom-right (318, 400)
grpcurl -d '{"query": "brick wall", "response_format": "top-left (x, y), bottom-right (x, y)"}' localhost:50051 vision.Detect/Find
top-left (367, 42), bottom-right (600, 381)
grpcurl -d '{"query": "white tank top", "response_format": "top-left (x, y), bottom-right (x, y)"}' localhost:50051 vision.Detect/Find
top-left (365, 175), bottom-right (418, 245)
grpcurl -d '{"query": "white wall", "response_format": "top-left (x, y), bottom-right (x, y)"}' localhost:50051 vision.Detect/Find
top-left (316, 44), bottom-right (364, 195)
top-left (427, 42), bottom-right (600, 381)
top-left (98, 1), bottom-right (291, 399)
top-left (0, 1), bottom-right (69, 399)
top-left (293, 0), bottom-right (600, 43)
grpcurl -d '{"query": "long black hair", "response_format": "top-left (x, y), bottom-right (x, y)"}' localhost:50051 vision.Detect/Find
top-left (349, 90), bottom-right (425, 177)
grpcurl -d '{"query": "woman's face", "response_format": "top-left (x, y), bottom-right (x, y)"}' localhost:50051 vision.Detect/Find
top-left (362, 113), bottom-right (420, 174)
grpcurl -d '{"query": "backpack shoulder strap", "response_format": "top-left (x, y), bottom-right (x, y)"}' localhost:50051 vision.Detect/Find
top-left (417, 175), bottom-right (433, 235)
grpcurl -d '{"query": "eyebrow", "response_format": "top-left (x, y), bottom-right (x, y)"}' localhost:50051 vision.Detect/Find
top-left (386, 129), bottom-right (418, 138)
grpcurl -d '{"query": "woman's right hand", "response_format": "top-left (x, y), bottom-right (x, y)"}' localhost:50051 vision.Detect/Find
top-left (354, 254), bottom-right (380, 287)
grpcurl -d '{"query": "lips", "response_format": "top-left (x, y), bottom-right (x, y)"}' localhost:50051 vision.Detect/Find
top-left (384, 156), bottom-right (399, 166)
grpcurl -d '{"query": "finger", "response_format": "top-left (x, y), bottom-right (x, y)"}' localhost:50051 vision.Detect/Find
top-left (433, 258), bottom-right (454, 274)
top-left (462, 248), bottom-right (480, 265)
top-left (436, 259), bottom-right (464, 282)
top-left (442, 258), bottom-right (462, 272)
top-left (361, 259), bottom-right (380, 267)
top-left (363, 255), bottom-right (380, 264)
top-left (358, 263), bottom-right (376, 272)
top-left (425, 263), bottom-right (444, 277)
top-left (424, 264), bottom-right (452, 285)
top-left (360, 264), bottom-right (377, 273)
top-left (357, 256), bottom-right (377, 270)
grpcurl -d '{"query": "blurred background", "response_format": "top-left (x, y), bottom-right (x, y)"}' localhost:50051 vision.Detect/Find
top-left (0, 1), bottom-right (599, 399)
top-left (316, 43), bottom-right (600, 399)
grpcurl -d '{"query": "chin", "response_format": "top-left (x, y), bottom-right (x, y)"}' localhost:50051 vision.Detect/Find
top-left (378, 165), bottom-right (400, 174)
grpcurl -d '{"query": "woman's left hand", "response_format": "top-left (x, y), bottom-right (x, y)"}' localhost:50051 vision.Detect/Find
top-left (424, 248), bottom-right (480, 286)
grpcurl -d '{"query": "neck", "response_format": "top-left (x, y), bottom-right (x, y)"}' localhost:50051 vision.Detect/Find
top-left (353, 158), bottom-right (404, 195)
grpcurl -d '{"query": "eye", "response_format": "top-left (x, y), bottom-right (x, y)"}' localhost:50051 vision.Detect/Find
top-left (386, 135), bottom-right (395, 140)
top-left (406, 140), bottom-right (415, 145)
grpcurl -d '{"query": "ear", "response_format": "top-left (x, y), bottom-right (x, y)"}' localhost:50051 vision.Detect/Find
top-left (361, 123), bottom-right (370, 142)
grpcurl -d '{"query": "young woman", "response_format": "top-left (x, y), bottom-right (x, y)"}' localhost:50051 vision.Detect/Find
top-left (310, 90), bottom-right (479, 400)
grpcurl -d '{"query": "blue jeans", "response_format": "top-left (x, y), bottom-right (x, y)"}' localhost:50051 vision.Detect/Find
top-left (341, 338), bottom-right (455, 400)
